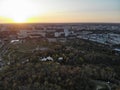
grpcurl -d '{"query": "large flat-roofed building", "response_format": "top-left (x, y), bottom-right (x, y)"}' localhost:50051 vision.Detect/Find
top-left (18, 30), bottom-right (46, 39)
top-left (17, 28), bottom-right (70, 39)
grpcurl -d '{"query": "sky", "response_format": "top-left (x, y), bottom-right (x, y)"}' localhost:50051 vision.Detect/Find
top-left (0, 0), bottom-right (120, 23)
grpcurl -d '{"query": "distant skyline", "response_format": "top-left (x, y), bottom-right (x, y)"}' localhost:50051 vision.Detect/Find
top-left (0, 0), bottom-right (120, 23)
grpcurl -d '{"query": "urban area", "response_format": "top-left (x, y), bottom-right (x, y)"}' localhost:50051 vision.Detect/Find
top-left (0, 23), bottom-right (120, 90)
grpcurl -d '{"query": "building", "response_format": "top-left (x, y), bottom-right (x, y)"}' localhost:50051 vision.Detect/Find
top-left (17, 30), bottom-right (46, 39)
top-left (54, 29), bottom-right (70, 37)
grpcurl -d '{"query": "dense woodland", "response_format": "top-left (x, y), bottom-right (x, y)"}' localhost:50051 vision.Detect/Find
top-left (0, 39), bottom-right (120, 90)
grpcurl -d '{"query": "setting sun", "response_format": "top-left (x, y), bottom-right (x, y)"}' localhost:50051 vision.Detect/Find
top-left (12, 17), bottom-right (27, 23)
top-left (0, 0), bottom-right (45, 23)
top-left (0, 0), bottom-right (119, 23)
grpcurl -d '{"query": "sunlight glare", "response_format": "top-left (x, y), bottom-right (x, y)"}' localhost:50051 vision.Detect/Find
top-left (0, 0), bottom-right (45, 23)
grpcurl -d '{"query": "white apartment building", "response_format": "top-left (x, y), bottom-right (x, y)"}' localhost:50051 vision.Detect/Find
top-left (55, 28), bottom-right (70, 37)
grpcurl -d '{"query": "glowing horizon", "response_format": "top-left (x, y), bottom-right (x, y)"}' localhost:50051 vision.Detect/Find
top-left (0, 0), bottom-right (120, 23)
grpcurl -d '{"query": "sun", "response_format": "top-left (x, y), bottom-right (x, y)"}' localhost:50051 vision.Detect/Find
top-left (13, 17), bottom-right (26, 23)
top-left (0, 0), bottom-right (44, 23)
top-left (14, 19), bottom-right (26, 23)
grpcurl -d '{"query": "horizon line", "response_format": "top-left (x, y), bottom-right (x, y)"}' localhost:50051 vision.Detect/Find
top-left (0, 22), bottom-right (120, 24)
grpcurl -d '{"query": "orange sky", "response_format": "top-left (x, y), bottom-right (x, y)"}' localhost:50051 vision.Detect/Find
top-left (0, 0), bottom-right (120, 23)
